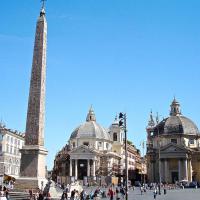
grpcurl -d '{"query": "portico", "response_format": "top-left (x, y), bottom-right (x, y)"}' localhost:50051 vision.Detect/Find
top-left (160, 143), bottom-right (192, 183)
top-left (69, 145), bottom-right (98, 180)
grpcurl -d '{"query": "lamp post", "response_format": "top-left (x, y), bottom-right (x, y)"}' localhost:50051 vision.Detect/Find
top-left (140, 140), bottom-right (146, 184)
top-left (156, 112), bottom-right (161, 195)
top-left (119, 112), bottom-right (128, 200)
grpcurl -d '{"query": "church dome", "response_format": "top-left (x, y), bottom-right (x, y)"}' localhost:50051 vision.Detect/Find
top-left (70, 107), bottom-right (111, 141)
top-left (154, 98), bottom-right (199, 135)
top-left (164, 115), bottom-right (199, 135)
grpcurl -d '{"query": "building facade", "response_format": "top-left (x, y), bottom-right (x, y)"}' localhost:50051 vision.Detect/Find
top-left (0, 123), bottom-right (24, 179)
top-left (53, 107), bottom-right (145, 185)
top-left (146, 98), bottom-right (200, 183)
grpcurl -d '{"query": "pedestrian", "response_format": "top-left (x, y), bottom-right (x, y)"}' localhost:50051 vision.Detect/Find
top-left (44, 192), bottom-right (51, 200)
top-left (108, 187), bottom-right (114, 200)
top-left (164, 188), bottom-right (167, 195)
top-left (70, 189), bottom-right (75, 200)
top-left (61, 192), bottom-right (68, 200)
top-left (38, 192), bottom-right (44, 200)
top-left (5, 189), bottom-right (9, 200)
top-left (153, 189), bottom-right (157, 199)
top-left (102, 190), bottom-right (106, 198)
top-left (74, 190), bottom-right (79, 200)
top-left (116, 187), bottom-right (120, 200)
top-left (140, 186), bottom-right (143, 195)
top-left (120, 187), bottom-right (125, 199)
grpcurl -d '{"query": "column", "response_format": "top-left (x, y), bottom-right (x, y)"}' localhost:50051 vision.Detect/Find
top-left (164, 159), bottom-right (168, 183)
top-left (87, 159), bottom-right (90, 177)
top-left (153, 162), bottom-right (156, 182)
top-left (160, 160), bottom-right (164, 182)
top-left (92, 160), bottom-right (96, 177)
top-left (70, 159), bottom-right (72, 176)
top-left (188, 159), bottom-right (192, 182)
top-left (178, 159), bottom-right (182, 181)
top-left (75, 159), bottom-right (78, 180)
top-left (183, 159), bottom-right (188, 180)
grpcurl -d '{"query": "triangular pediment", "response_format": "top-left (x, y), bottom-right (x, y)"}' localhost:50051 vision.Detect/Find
top-left (160, 143), bottom-right (190, 153)
top-left (69, 145), bottom-right (98, 155)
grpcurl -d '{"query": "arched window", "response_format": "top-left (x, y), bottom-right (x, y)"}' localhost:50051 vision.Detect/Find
top-left (113, 133), bottom-right (117, 141)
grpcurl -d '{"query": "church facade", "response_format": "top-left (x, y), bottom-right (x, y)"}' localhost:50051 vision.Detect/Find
top-left (146, 98), bottom-right (200, 183)
top-left (53, 107), bottom-right (144, 185)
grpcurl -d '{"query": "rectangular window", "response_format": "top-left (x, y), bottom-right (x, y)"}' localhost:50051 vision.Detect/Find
top-left (171, 139), bottom-right (177, 144)
top-left (189, 139), bottom-right (194, 145)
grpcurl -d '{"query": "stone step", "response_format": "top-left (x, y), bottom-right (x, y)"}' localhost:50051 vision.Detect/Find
top-left (9, 192), bottom-right (30, 200)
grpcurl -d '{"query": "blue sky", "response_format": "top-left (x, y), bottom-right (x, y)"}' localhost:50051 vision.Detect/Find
top-left (0, 0), bottom-right (200, 169)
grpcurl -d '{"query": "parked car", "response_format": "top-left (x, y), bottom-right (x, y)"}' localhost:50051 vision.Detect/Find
top-left (134, 181), bottom-right (141, 187)
top-left (189, 181), bottom-right (198, 188)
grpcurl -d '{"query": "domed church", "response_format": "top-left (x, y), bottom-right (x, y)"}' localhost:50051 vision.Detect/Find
top-left (54, 107), bottom-right (124, 184)
top-left (146, 98), bottom-right (200, 183)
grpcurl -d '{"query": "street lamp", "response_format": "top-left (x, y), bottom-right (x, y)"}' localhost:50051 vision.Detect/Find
top-left (140, 140), bottom-right (146, 184)
top-left (156, 112), bottom-right (161, 195)
top-left (119, 112), bottom-right (128, 200)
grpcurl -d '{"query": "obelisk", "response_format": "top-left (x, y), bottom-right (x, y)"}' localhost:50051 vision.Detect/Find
top-left (16, 3), bottom-right (48, 190)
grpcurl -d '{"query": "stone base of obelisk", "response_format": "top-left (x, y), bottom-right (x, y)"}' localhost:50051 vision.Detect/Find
top-left (15, 145), bottom-right (48, 191)
top-left (14, 177), bottom-right (48, 191)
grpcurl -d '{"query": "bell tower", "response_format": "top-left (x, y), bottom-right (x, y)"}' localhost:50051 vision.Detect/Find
top-left (109, 115), bottom-right (123, 154)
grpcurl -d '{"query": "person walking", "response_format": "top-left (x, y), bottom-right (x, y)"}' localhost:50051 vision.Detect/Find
top-left (108, 187), bottom-right (114, 200)
top-left (5, 189), bottom-right (9, 200)
top-left (116, 187), bottom-right (120, 200)
top-left (38, 192), bottom-right (44, 200)
top-left (153, 189), bottom-right (157, 199)
top-left (61, 192), bottom-right (68, 200)
top-left (120, 187), bottom-right (125, 199)
top-left (70, 189), bottom-right (75, 200)
top-left (140, 186), bottom-right (143, 195)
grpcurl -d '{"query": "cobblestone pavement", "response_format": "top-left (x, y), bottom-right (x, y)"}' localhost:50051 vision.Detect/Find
top-left (129, 188), bottom-right (200, 200)
top-left (84, 187), bottom-right (200, 200)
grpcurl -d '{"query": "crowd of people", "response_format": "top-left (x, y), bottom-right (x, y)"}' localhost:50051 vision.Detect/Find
top-left (139, 182), bottom-right (171, 199)
top-left (58, 184), bottom-right (127, 200)
top-left (32, 182), bottom-right (169, 200)
top-left (0, 181), bottom-right (195, 200)
top-left (29, 189), bottom-right (51, 200)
